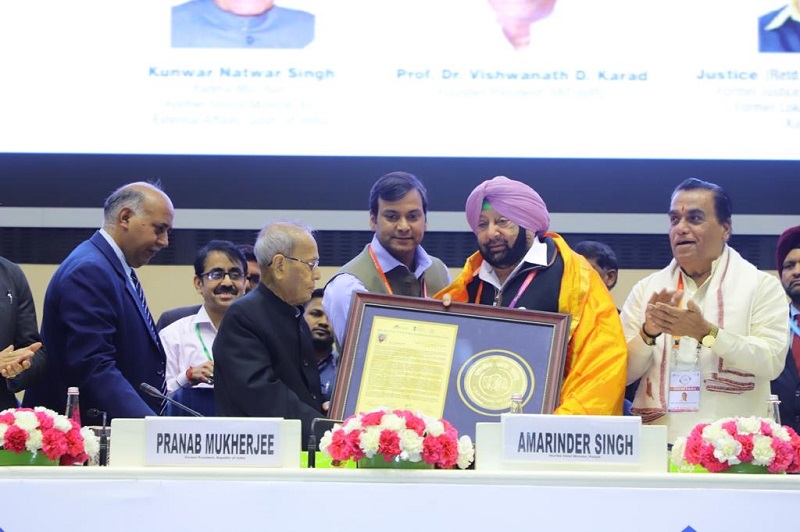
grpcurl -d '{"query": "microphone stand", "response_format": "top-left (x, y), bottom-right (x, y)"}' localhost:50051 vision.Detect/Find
top-left (307, 417), bottom-right (343, 469)
top-left (98, 411), bottom-right (109, 466)
top-left (87, 408), bottom-right (109, 466)
top-left (139, 382), bottom-right (204, 417)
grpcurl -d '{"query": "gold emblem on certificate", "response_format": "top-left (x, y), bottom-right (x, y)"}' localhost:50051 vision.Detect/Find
top-left (457, 349), bottom-right (534, 415)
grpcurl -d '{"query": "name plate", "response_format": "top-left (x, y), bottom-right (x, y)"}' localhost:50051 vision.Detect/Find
top-left (501, 414), bottom-right (641, 464)
top-left (144, 417), bottom-right (282, 467)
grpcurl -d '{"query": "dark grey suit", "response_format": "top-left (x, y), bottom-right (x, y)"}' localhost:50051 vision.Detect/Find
top-left (0, 257), bottom-right (45, 410)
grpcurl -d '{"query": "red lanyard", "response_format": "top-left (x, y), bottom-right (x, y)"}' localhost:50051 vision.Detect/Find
top-left (367, 245), bottom-right (427, 297)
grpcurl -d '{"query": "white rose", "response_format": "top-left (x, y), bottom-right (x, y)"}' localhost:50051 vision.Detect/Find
top-left (456, 436), bottom-right (475, 469)
top-left (426, 420), bottom-right (445, 437)
top-left (711, 433), bottom-right (741, 465)
top-left (670, 438), bottom-right (688, 466)
top-left (736, 416), bottom-right (761, 435)
top-left (359, 426), bottom-right (381, 457)
top-left (751, 435), bottom-right (776, 466)
top-left (80, 427), bottom-right (100, 457)
top-left (398, 430), bottom-right (424, 461)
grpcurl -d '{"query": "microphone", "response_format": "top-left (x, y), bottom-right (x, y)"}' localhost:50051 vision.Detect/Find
top-left (87, 408), bottom-right (109, 466)
top-left (139, 382), bottom-right (204, 417)
top-left (307, 417), bottom-right (343, 469)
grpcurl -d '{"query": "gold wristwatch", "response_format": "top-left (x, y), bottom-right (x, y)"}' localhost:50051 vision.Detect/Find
top-left (701, 325), bottom-right (719, 349)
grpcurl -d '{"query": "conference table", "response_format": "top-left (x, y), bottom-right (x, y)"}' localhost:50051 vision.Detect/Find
top-left (1, 465), bottom-right (798, 531)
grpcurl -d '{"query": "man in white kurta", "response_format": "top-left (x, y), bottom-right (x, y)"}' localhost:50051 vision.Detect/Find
top-left (620, 178), bottom-right (789, 443)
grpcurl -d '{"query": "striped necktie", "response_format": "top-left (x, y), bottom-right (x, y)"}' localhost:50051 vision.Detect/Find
top-left (130, 269), bottom-right (168, 412)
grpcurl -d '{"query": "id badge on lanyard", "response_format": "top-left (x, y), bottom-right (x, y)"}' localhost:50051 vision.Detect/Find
top-left (669, 369), bottom-right (701, 412)
top-left (668, 274), bottom-right (700, 413)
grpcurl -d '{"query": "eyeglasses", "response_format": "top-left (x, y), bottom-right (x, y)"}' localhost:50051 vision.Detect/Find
top-left (200, 269), bottom-right (245, 282)
top-left (284, 255), bottom-right (320, 271)
top-left (246, 274), bottom-right (261, 286)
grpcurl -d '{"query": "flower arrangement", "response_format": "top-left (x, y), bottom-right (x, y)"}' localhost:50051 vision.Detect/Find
top-left (0, 407), bottom-right (100, 465)
top-left (670, 416), bottom-right (800, 473)
top-left (320, 407), bottom-right (475, 469)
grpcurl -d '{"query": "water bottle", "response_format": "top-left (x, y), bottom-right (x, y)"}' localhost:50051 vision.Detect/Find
top-left (767, 394), bottom-right (782, 425)
top-left (65, 386), bottom-right (81, 426)
top-left (509, 393), bottom-right (524, 414)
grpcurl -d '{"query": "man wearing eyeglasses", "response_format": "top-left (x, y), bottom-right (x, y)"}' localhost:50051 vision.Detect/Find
top-left (158, 241), bottom-right (247, 416)
top-left (214, 221), bottom-right (325, 444)
top-left (155, 241), bottom-right (259, 332)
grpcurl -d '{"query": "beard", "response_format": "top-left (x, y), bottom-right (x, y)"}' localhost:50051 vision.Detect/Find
top-left (312, 334), bottom-right (335, 353)
top-left (785, 282), bottom-right (800, 308)
top-left (479, 227), bottom-right (529, 270)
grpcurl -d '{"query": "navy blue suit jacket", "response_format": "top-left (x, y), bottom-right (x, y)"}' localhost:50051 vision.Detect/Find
top-left (22, 232), bottom-right (166, 421)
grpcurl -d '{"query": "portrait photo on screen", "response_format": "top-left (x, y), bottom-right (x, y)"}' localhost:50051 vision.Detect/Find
top-left (758, 0), bottom-right (800, 52)
top-left (171, 0), bottom-right (315, 49)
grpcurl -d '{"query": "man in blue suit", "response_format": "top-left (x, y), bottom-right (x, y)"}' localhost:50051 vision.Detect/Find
top-left (23, 182), bottom-right (174, 421)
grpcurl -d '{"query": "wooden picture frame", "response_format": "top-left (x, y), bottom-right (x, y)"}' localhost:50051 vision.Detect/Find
top-left (330, 293), bottom-right (571, 440)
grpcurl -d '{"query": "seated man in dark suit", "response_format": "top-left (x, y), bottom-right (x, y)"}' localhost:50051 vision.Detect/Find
top-left (213, 220), bottom-right (325, 444)
top-left (159, 240), bottom-right (247, 416)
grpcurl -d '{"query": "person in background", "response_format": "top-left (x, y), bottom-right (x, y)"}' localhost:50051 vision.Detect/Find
top-left (237, 243), bottom-right (261, 294)
top-left (771, 225), bottom-right (800, 433)
top-left (621, 178), bottom-right (789, 443)
top-left (23, 182), bottom-right (174, 421)
top-left (304, 288), bottom-right (337, 404)
top-left (573, 240), bottom-right (618, 292)
top-left (172, 0), bottom-right (315, 49)
top-left (214, 221), bottom-right (324, 444)
top-left (159, 240), bottom-right (247, 416)
top-left (156, 241), bottom-right (259, 332)
top-left (573, 239), bottom-right (637, 413)
top-left (0, 256), bottom-right (45, 410)
top-left (435, 176), bottom-right (627, 415)
top-left (324, 171), bottom-right (450, 349)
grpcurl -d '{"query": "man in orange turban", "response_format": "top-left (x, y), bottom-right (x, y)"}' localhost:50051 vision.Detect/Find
top-left (435, 176), bottom-right (627, 415)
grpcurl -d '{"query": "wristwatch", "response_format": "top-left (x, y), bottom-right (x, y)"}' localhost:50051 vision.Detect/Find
top-left (701, 325), bottom-right (719, 349)
top-left (641, 324), bottom-right (661, 346)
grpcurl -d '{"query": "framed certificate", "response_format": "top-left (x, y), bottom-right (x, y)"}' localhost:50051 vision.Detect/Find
top-left (330, 293), bottom-right (571, 440)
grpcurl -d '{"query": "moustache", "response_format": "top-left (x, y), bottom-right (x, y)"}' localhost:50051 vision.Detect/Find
top-left (214, 286), bottom-right (239, 295)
